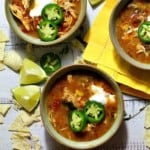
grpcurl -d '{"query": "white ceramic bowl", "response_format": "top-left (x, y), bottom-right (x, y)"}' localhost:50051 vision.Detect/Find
top-left (40, 64), bottom-right (124, 149)
top-left (5, 0), bottom-right (87, 46)
top-left (109, 0), bottom-right (150, 70)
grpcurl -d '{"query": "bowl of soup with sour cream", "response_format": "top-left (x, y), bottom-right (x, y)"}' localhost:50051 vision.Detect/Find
top-left (109, 0), bottom-right (150, 70)
top-left (40, 64), bottom-right (124, 149)
top-left (5, 0), bottom-right (87, 45)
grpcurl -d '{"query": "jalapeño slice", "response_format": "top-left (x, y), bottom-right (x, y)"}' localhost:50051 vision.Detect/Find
top-left (84, 101), bottom-right (105, 123)
top-left (40, 52), bottom-right (61, 75)
top-left (69, 110), bottom-right (87, 132)
top-left (37, 20), bottom-right (58, 41)
top-left (138, 21), bottom-right (150, 43)
top-left (42, 3), bottom-right (64, 25)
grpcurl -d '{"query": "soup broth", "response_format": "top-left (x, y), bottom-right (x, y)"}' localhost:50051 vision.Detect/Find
top-left (116, 0), bottom-right (150, 63)
top-left (46, 71), bottom-right (118, 141)
top-left (10, 0), bottom-right (81, 39)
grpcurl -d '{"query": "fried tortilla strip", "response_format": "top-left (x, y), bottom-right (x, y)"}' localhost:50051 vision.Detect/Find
top-left (0, 30), bottom-right (9, 42)
top-left (0, 42), bottom-right (5, 61)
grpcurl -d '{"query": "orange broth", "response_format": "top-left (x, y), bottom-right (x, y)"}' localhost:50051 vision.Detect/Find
top-left (46, 71), bottom-right (118, 141)
top-left (116, 0), bottom-right (150, 63)
top-left (10, 0), bottom-right (81, 38)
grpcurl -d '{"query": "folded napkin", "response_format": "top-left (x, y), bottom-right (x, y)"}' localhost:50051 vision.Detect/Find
top-left (83, 0), bottom-right (150, 99)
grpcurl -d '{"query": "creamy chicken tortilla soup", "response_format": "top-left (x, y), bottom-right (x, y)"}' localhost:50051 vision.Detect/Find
top-left (116, 0), bottom-right (150, 63)
top-left (9, 0), bottom-right (81, 41)
top-left (46, 71), bottom-right (118, 141)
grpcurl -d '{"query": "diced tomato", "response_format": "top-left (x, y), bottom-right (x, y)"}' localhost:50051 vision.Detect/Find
top-left (52, 99), bottom-right (61, 110)
top-left (131, 14), bottom-right (142, 27)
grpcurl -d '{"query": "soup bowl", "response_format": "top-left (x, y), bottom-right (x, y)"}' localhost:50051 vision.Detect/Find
top-left (109, 0), bottom-right (150, 70)
top-left (40, 64), bottom-right (124, 149)
top-left (5, 0), bottom-right (87, 46)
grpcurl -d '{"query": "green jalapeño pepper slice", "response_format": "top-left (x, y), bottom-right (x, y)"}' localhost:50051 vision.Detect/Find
top-left (42, 3), bottom-right (64, 25)
top-left (138, 21), bottom-right (150, 43)
top-left (84, 101), bottom-right (105, 123)
top-left (40, 52), bottom-right (61, 75)
top-left (37, 20), bottom-right (58, 41)
top-left (69, 110), bottom-right (87, 132)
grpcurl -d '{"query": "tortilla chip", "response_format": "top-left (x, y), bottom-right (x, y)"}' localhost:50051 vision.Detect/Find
top-left (71, 38), bottom-right (85, 52)
top-left (144, 129), bottom-right (150, 148)
top-left (13, 100), bottom-right (23, 110)
top-left (4, 50), bottom-right (23, 71)
top-left (32, 136), bottom-right (41, 150)
top-left (20, 108), bottom-right (40, 126)
top-left (0, 62), bottom-right (5, 70)
top-left (0, 114), bottom-right (3, 124)
top-left (0, 30), bottom-right (9, 42)
top-left (0, 104), bottom-right (11, 116)
top-left (0, 42), bottom-right (5, 61)
top-left (9, 114), bottom-right (30, 133)
top-left (11, 132), bottom-right (31, 139)
top-left (145, 105), bottom-right (150, 129)
top-left (11, 132), bottom-right (31, 150)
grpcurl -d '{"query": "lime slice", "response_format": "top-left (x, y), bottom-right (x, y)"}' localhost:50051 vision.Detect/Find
top-left (12, 85), bottom-right (40, 112)
top-left (89, 0), bottom-right (103, 6)
top-left (20, 58), bottom-right (47, 85)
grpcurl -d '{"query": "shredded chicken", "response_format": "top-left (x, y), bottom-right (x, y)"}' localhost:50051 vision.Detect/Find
top-left (10, 0), bottom-right (80, 35)
top-left (84, 123), bottom-right (96, 132)
top-left (136, 44), bottom-right (149, 57)
top-left (22, 0), bottom-right (31, 9)
top-left (9, 4), bottom-right (32, 31)
top-left (57, 0), bottom-right (80, 36)
top-left (62, 87), bottom-right (85, 108)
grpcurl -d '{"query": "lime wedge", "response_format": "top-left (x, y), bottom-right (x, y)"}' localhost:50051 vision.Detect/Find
top-left (12, 85), bottom-right (40, 112)
top-left (89, 0), bottom-right (103, 6)
top-left (20, 58), bottom-right (47, 85)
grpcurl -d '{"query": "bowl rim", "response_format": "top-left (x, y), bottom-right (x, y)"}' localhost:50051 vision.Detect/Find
top-left (40, 64), bottom-right (124, 149)
top-left (109, 0), bottom-right (150, 70)
top-left (5, 0), bottom-right (87, 46)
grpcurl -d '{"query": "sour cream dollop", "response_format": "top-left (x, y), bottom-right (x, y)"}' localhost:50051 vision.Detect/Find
top-left (89, 85), bottom-right (115, 105)
top-left (30, 0), bottom-right (55, 17)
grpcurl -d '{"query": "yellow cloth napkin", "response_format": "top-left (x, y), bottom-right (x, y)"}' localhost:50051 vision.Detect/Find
top-left (83, 0), bottom-right (150, 98)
